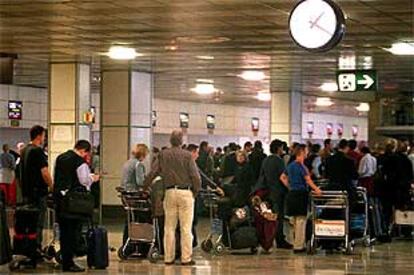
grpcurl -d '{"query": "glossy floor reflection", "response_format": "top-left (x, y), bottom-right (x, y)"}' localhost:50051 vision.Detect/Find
top-left (1, 219), bottom-right (413, 274)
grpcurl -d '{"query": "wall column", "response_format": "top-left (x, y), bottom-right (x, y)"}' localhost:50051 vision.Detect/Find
top-left (270, 91), bottom-right (302, 144)
top-left (49, 63), bottom-right (91, 170)
top-left (100, 69), bottom-right (153, 206)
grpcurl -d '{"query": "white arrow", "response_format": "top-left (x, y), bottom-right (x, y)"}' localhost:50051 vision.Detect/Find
top-left (357, 74), bottom-right (375, 89)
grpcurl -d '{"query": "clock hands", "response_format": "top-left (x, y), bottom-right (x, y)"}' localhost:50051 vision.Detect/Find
top-left (309, 12), bottom-right (334, 36)
top-left (310, 12), bottom-right (325, 29)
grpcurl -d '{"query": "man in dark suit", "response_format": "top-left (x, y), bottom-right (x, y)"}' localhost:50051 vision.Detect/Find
top-left (325, 139), bottom-right (359, 203)
top-left (255, 139), bottom-right (292, 249)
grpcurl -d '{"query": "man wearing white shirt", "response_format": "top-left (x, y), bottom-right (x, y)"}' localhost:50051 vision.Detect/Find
top-left (358, 147), bottom-right (377, 196)
top-left (54, 140), bottom-right (99, 272)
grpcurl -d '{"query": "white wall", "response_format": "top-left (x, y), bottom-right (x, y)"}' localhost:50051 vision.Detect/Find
top-left (0, 84), bottom-right (47, 128)
top-left (91, 96), bottom-right (271, 148)
top-left (153, 98), bottom-right (270, 146)
top-left (301, 112), bottom-right (368, 141)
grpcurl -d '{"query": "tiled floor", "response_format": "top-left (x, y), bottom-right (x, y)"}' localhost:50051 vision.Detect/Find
top-left (1, 219), bottom-right (413, 274)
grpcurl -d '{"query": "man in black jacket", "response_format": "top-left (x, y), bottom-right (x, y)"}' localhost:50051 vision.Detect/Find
top-left (54, 140), bottom-right (99, 272)
top-left (255, 139), bottom-right (292, 249)
top-left (249, 140), bottom-right (267, 181)
top-left (325, 139), bottom-right (358, 203)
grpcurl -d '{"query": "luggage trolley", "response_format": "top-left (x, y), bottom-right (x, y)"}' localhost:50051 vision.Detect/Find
top-left (307, 191), bottom-right (354, 255)
top-left (200, 188), bottom-right (225, 255)
top-left (42, 194), bottom-right (90, 265)
top-left (117, 187), bottom-right (160, 263)
top-left (350, 187), bottom-right (372, 247)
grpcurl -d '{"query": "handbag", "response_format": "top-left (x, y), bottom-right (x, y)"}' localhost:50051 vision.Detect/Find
top-left (60, 187), bottom-right (95, 218)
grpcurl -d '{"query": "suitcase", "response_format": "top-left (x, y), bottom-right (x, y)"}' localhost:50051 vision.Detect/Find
top-left (0, 190), bottom-right (12, 265)
top-left (12, 206), bottom-right (40, 258)
top-left (87, 226), bottom-right (109, 269)
top-left (230, 226), bottom-right (259, 250)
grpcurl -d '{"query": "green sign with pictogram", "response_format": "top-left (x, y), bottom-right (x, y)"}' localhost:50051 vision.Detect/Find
top-left (337, 70), bottom-right (377, 92)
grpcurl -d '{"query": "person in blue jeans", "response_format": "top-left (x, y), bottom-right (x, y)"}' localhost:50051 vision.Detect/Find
top-left (280, 145), bottom-right (321, 253)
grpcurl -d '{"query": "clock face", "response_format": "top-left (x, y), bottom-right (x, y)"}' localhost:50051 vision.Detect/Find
top-left (289, 0), bottom-right (345, 51)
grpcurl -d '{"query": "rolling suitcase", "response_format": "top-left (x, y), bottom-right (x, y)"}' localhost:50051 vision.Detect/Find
top-left (87, 226), bottom-right (109, 269)
top-left (0, 190), bottom-right (12, 265)
top-left (9, 205), bottom-right (40, 270)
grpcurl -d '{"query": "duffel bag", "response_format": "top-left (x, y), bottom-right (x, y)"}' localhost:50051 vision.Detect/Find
top-left (230, 226), bottom-right (258, 250)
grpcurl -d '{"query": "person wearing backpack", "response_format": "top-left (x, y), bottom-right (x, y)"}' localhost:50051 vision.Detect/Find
top-left (54, 140), bottom-right (100, 272)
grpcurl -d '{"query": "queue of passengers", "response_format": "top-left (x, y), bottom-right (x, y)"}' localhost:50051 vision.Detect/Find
top-left (1, 126), bottom-right (413, 271)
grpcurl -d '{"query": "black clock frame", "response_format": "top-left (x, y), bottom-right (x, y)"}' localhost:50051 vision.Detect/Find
top-left (289, 0), bottom-right (346, 52)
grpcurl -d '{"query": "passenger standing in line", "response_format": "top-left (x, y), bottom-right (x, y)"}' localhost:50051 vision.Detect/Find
top-left (144, 131), bottom-right (201, 265)
top-left (379, 139), bottom-right (399, 241)
top-left (347, 139), bottom-right (363, 169)
top-left (325, 139), bottom-right (358, 204)
top-left (255, 139), bottom-right (292, 249)
top-left (19, 125), bottom-right (53, 251)
top-left (213, 147), bottom-right (223, 169)
top-left (231, 150), bottom-right (255, 207)
top-left (394, 141), bottom-right (414, 210)
top-left (243, 141), bottom-right (253, 155)
top-left (196, 141), bottom-right (214, 184)
top-left (54, 140), bottom-right (100, 272)
top-left (280, 147), bottom-right (322, 253)
top-left (120, 144), bottom-right (150, 249)
top-left (320, 139), bottom-right (333, 161)
top-left (358, 147), bottom-right (377, 196)
top-left (220, 143), bottom-right (239, 184)
top-left (305, 143), bottom-right (322, 180)
top-left (0, 144), bottom-right (16, 206)
top-left (249, 140), bottom-right (267, 181)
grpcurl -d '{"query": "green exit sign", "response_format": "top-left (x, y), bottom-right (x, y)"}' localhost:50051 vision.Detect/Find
top-left (337, 70), bottom-right (377, 92)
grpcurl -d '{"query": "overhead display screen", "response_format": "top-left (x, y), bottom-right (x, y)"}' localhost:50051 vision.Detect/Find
top-left (206, 114), bottom-right (215, 129)
top-left (8, 100), bottom-right (22, 120)
top-left (180, 112), bottom-right (189, 128)
top-left (251, 117), bottom-right (259, 131)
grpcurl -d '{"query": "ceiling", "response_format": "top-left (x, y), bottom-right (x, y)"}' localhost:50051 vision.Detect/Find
top-left (0, 0), bottom-right (413, 107)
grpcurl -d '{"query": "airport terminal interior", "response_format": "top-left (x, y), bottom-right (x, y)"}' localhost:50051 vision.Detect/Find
top-left (0, 0), bottom-right (413, 274)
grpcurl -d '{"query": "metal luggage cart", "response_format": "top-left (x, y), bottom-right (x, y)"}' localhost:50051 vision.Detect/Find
top-left (200, 188), bottom-right (225, 255)
top-left (351, 187), bottom-right (372, 247)
top-left (307, 191), bottom-right (354, 255)
top-left (42, 194), bottom-right (89, 265)
top-left (117, 187), bottom-right (160, 263)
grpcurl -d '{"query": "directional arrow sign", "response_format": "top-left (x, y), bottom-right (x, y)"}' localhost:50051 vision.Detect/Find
top-left (337, 70), bottom-right (377, 92)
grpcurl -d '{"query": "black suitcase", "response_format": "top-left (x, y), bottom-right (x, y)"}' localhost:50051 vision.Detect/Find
top-left (0, 190), bottom-right (12, 265)
top-left (87, 226), bottom-right (109, 269)
top-left (230, 226), bottom-right (259, 250)
top-left (12, 206), bottom-right (39, 257)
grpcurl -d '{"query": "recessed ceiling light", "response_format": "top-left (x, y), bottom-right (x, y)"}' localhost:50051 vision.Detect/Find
top-left (256, 92), bottom-right (271, 101)
top-left (239, 70), bottom-right (266, 81)
top-left (356, 103), bottom-right (370, 112)
top-left (320, 82), bottom-right (338, 92)
top-left (196, 55), bottom-right (215, 60)
top-left (385, 42), bottom-right (414, 55)
top-left (191, 83), bottom-right (216, 95)
top-left (196, 79), bottom-right (214, 84)
top-left (107, 46), bottom-right (141, 60)
top-left (315, 97), bottom-right (334, 107)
